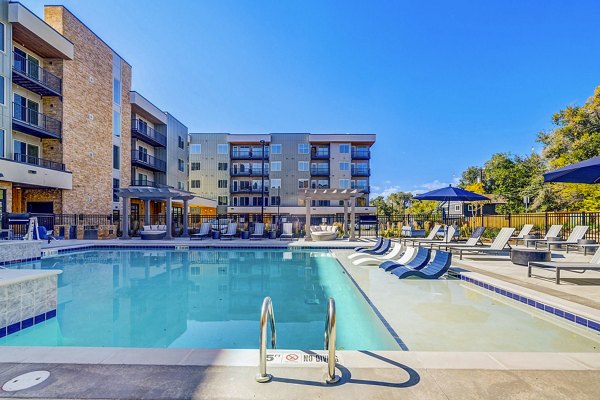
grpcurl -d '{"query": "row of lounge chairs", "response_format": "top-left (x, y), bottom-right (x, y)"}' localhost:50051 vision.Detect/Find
top-left (189, 222), bottom-right (295, 240)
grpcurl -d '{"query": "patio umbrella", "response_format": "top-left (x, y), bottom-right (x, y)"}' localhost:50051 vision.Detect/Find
top-left (543, 156), bottom-right (600, 184)
top-left (414, 185), bottom-right (489, 241)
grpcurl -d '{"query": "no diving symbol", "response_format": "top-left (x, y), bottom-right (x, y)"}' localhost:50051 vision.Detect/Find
top-left (285, 354), bottom-right (299, 361)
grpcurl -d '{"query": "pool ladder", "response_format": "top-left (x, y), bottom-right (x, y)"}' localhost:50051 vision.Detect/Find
top-left (255, 296), bottom-right (340, 384)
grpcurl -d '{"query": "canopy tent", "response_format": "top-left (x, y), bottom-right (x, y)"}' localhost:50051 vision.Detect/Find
top-left (116, 186), bottom-right (196, 239)
top-left (543, 156), bottom-right (600, 184)
top-left (298, 188), bottom-right (366, 240)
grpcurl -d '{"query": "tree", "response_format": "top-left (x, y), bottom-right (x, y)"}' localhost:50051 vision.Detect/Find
top-left (387, 192), bottom-right (413, 214)
top-left (369, 196), bottom-right (392, 216)
top-left (459, 166), bottom-right (482, 188)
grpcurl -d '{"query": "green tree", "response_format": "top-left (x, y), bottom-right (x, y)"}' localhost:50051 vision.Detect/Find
top-left (459, 166), bottom-right (482, 188)
top-left (369, 196), bottom-right (392, 216)
top-left (387, 192), bottom-right (413, 214)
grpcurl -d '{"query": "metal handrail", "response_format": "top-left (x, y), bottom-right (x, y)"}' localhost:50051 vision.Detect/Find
top-left (256, 296), bottom-right (276, 383)
top-left (324, 297), bottom-right (340, 384)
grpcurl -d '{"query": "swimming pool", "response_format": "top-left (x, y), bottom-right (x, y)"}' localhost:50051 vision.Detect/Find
top-left (0, 249), bottom-right (400, 350)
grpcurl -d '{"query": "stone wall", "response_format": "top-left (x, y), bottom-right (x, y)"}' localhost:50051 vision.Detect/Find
top-left (0, 241), bottom-right (41, 264)
top-left (120, 61), bottom-right (132, 189)
top-left (21, 189), bottom-right (63, 214)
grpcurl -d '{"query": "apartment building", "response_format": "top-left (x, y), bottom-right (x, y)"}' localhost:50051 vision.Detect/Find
top-left (189, 133), bottom-right (376, 216)
top-left (0, 3), bottom-right (190, 224)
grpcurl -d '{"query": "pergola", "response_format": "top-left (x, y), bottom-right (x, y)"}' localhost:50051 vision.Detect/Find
top-left (117, 186), bottom-right (196, 240)
top-left (298, 188), bottom-right (366, 240)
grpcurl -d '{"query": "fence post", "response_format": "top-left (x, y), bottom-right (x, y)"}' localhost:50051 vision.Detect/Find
top-left (544, 212), bottom-right (548, 233)
top-left (508, 213), bottom-right (511, 229)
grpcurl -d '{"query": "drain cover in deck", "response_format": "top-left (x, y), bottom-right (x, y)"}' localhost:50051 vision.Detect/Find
top-left (2, 371), bottom-right (50, 391)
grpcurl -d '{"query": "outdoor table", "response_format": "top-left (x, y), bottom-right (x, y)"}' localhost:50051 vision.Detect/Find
top-left (241, 231), bottom-right (250, 239)
top-left (545, 236), bottom-right (564, 250)
top-left (268, 231), bottom-right (277, 239)
top-left (211, 230), bottom-right (220, 240)
top-left (523, 234), bottom-right (538, 247)
top-left (511, 248), bottom-right (551, 266)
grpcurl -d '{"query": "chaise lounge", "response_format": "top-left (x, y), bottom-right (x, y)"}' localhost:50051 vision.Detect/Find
top-left (140, 225), bottom-right (167, 240)
top-left (310, 225), bottom-right (338, 241)
top-left (391, 250), bottom-right (452, 279)
top-left (528, 246), bottom-right (600, 284)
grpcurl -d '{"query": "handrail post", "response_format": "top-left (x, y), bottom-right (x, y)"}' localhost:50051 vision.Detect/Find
top-left (324, 297), bottom-right (340, 384)
top-left (256, 296), bottom-right (276, 383)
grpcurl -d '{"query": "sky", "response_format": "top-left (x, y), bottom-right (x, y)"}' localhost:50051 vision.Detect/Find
top-left (23, 0), bottom-right (600, 198)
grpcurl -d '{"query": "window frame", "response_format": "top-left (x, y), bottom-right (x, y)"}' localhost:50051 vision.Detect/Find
top-left (217, 144), bottom-right (229, 154)
top-left (339, 144), bottom-right (350, 153)
top-left (271, 144), bottom-right (282, 154)
top-left (298, 143), bottom-right (309, 154)
top-left (191, 179), bottom-right (201, 188)
top-left (298, 161), bottom-right (309, 171)
top-left (190, 144), bottom-right (202, 154)
top-left (271, 161), bottom-right (282, 171)
top-left (178, 158), bottom-right (185, 172)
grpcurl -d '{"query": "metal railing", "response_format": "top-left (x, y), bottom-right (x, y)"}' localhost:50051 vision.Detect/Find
top-left (230, 169), bottom-right (269, 176)
top-left (131, 119), bottom-right (167, 147)
top-left (311, 167), bottom-right (330, 176)
top-left (131, 150), bottom-right (167, 172)
top-left (351, 167), bottom-right (370, 176)
top-left (351, 149), bottom-right (370, 159)
top-left (324, 297), bottom-right (339, 384)
top-left (13, 51), bottom-right (62, 94)
top-left (12, 102), bottom-right (62, 137)
top-left (231, 187), bottom-right (269, 194)
top-left (256, 296), bottom-right (276, 383)
top-left (130, 179), bottom-right (169, 188)
top-left (13, 153), bottom-right (66, 172)
top-left (231, 150), bottom-right (269, 160)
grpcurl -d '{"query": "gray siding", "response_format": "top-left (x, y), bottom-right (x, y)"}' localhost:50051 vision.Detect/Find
top-left (189, 133), bottom-right (229, 212)
top-left (270, 133), bottom-right (310, 207)
top-left (165, 112), bottom-right (188, 190)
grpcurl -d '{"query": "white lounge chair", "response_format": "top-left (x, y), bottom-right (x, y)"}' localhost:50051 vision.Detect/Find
top-left (190, 222), bottom-right (211, 240)
top-left (352, 243), bottom-right (405, 265)
top-left (280, 222), bottom-right (293, 240)
top-left (220, 223), bottom-right (237, 240)
top-left (431, 226), bottom-right (486, 250)
top-left (447, 227), bottom-right (516, 260)
top-left (416, 225), bottom-right (457, 247)
top-left (535, 225), bottom-right (589, 251)
top-left (310, 225), bottom-right (338, 241)
top-left (513, 224), bottom-right (534, 245)
top-left (528, 246), bottom-right (600, 284)
top-left (523, 225), bottom-right (562, 247)
top-left (250, 223), bottom-right (265, 240)
top-left (402, 224), bottom-right (442, 246)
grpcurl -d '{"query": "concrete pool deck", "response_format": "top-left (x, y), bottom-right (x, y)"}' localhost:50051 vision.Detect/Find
top-left (1, 238), bottom-right (600, 398)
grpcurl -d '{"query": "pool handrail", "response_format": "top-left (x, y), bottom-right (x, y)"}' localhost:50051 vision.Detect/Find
top-left (256, 296), bottom-right (277, 383)
top-left (324, 297), bottom-right (340, 384)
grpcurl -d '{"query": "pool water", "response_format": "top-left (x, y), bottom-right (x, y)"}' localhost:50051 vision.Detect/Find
top-left (1, 249), bottom-right (400, 350)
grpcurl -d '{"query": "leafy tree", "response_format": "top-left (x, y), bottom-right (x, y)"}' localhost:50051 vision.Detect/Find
top-left (387, 192), bottom-right (413, 214)
top-left (369, 196), bottom-right (392, 216)
top-left (459, 166), bottom-right (482, 188)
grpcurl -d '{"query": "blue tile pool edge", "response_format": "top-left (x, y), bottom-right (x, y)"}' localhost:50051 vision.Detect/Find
top-left (0, 309), bottom-right (57, 338)
top-left (0, 256), bottom-right (42, 266)
top-left (450, 270), bottom-right (600, 334)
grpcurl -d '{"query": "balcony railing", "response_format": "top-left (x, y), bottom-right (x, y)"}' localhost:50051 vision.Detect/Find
top-left (131, 150), bottom-right (167, 172)
top-left (351, 149), bottom-right (370, 159)
top-left (130, 179), bottom-right (170, 188)
top-left (231, 150), bottom-right (270, 160)
top-left (351, 167), bottom-right (371, 176)
top-left (131, 119), bottom-right (167, 147)
top-left (310, 167), bottom-right (330, 176)
top-left (12, 102), bottom-right (62, 139)
top-left (230, 169), bottom-right (269, 176)
top-left (13, 153), bottom-right (66, 172)
top-left (12, 51), bottom-right (62, 96)
top-left (231, 187), bottom-right (269, 194)
top-left (311, 149), bottom-right (330, 159)
top-left (311, 183), bottom-right (330, 189)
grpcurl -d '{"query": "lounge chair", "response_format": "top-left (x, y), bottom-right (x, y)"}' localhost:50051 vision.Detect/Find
top-left (391, 250), bottom-right (452, 279)
top-left (280, 222), bottom-right (294, 240)
top-left (36, 226), bottom-right (59, 242)
top-left (352, 243), bottom-right (404, 265)
top-left (140, 225), bottom-right (167, 240)
top-left (534, 225), bottom-right (589, 251)
top-left (402, 224), bottom-right (442, 246)
top-left (220, 223), bottom-right (238, 240)
top-left (415, 225), bottom-right (457, 247)
top-left (528, 246), bottom-right (600, 284)
top-left (447, 227), bottom-right (516, 260)
top-left (376, 246), bottom-right (418, 271)
top-left (380, 246), bottom-right (431, 272)
top-left (431, 226), bottom-right (486, 250)
top-left (513, 224), bottom-right (534, 245)
top-left (190, 222), bottom-right (211, 240)
top-left (523, 225), bottom-right (562, 248)
top-left (354, 237), bottom-right (383, 252)
top-left (250, 223), bottom-right (265, 240)
top-left (348, 239), bottom-right (391, 259)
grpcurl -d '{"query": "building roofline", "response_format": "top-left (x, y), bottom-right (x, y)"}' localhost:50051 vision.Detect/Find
top-left (44, 4), bottom-right (132, 67)
top-left (10, 2), bottom-right (74, 46)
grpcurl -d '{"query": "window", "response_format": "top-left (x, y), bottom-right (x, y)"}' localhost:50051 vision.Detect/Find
top-left (298, 179), bottom-right (309, 189)
top-left (298, 161), bottom-right (309, 171)
top-left (113, 78), bottom-right (121, 104)
top-left (339, 144), bottom-right (350, 153)
top-left (218, 162), bottom-right (228, 171)
top-left (0, 130), bottom-right (4, 158)
top-left (339, 162), bottom-right (350, 171)
top-left (112, 145), bottom-right (120, 170)
top-left (137, 173), bottom-right (148, 185)
top-left (0, 76), bottom-right (4, 105)
top-left (113, 111), bottom-right (120, 136)
top-left (271, 196), bottom-right (281, 206)
top-left (191, 162), bottom-right (201, 171)
top-left (112, 178), bottom-right (119, 202)
top-left (178, 181), bottom-right (185, 190)
top-left (191, 180), bottom-right (201, 188)
top-left (271, 161), bottom-right (281, 171)
top-left (339, 179), bottom-right (350, 188)
top-left (454, 204), bottom-right (461, 212)
top-left (218, 195), bottom-right (228, 206)
top-left (178, 136), bottom-right (185, 149)
top-left (271, 144), bottom-right (282, 154)
top-left (217, 144), bottom-right (228, 154)
top-left (190, 144), bottom-right (201, 154)
top-left (178, 159), bottom-right (185, 172)
top-left (13, 140), bottom-right (39, 161)
top-left (271, 179), bottom-right (281, 188)
top-left (218, 179), bottom-right (228, 188)
top-left (0, 22), bottom-right (5, 53)
top-left (298, 143), bottom-right (309, 154)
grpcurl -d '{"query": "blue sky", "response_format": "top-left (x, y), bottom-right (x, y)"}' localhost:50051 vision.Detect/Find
top-left (24, 0), bottom-right (600, 198)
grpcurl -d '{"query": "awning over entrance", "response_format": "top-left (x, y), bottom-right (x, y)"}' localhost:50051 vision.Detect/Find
top-left (298, 188), bottom-right (366, 240)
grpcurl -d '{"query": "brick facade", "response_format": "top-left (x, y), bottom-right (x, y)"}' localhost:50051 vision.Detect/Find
top-left (120, 62), bottom-right (132, 190)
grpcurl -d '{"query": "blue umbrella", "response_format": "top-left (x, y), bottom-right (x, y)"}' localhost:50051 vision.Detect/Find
top-left (543, 156), bottom-right (600, 184)
top-left (414, 185), bottom-right (489, 202)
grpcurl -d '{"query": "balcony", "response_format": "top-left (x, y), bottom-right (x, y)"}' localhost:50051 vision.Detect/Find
top-left (311, 149), bottom-right (330, 159)
top-left (352, 184), bottom-right (370, 193)
top-left (351, 167), bottom-right (371, 176)
top-left (351, 149), bottom-right (371, 159)
top-left (12, 103), bottom-right (62, 140)
top-left (131, 119), bottom-right (167, 147)
top-left (230, 150), bottom-right (269, 160)
top-left (13, 153), bottom-right (66, 172)
top-left (130, 179), bottom-right (169, 188)
top-left (12, 51), bottom-right (62, 97)
top-left (310, 167), bottom-right (330, 176)
top-left (131, 150), bottom-right (167, 173)
top-left (231, 187), bottom-right (269, 194)
top-left (230, 169), bottom-right (268, 177)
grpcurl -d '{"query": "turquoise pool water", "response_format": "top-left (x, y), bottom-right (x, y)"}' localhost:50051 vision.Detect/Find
top-left (1, 249), bottom-right (400, 350)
